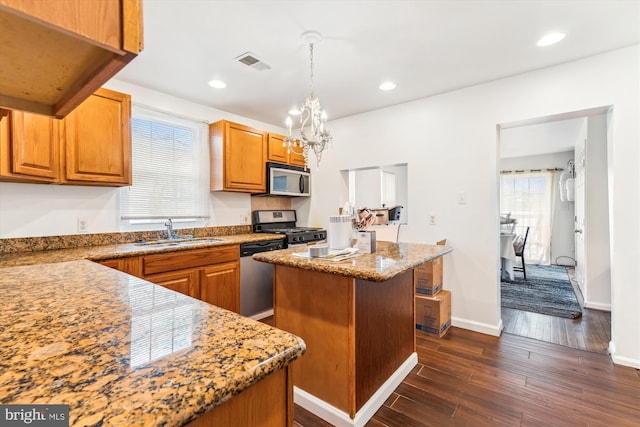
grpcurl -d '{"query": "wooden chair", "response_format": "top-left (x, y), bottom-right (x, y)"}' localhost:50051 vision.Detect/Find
top-left (512, 227), bottom-right (530, 280)
top-left (436, 239), bottom-right (447, 246)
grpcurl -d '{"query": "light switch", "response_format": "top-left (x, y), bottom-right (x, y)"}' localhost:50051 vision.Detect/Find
top-left (457, 191), bottom-right (467, 205)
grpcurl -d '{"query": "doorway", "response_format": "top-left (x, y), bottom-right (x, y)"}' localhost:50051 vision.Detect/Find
top-left (497, 107), bottom-right (612, 354)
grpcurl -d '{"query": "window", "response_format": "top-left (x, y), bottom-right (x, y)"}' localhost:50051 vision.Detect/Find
top-left (120, 107), bottom-right (208, 229)
top-left (500, 171), bottom-right (553, 265)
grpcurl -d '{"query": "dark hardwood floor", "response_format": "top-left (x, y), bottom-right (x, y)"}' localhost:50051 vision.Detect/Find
top-left (501, 306), bottom-right (611, 353)
top-left (291, 327), bottom-right (640, 426)
top-left (501, 265), bottom-right (612, 354)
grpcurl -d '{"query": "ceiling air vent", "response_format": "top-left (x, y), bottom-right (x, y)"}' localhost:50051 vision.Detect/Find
top-left (235, 52), bottom-right (271, 71)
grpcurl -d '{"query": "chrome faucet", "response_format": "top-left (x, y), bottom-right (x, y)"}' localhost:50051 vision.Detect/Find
top-left (164, 218), bottom-right (174, 239)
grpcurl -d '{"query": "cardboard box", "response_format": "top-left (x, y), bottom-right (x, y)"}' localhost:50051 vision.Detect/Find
top-left (415, 290), bottom-right (451, 337)
top-left (414, 256), bottom-right (443, 296)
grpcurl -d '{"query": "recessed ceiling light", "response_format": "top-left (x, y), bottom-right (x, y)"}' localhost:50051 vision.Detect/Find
top-left (288, 107), bottom-right (301, 116)
top-left (536, 32), bottom-right (566, 47)
top-left (208, 79), bottom-right (227, 89)
top-left (379, 81), bottom-right (397, 91)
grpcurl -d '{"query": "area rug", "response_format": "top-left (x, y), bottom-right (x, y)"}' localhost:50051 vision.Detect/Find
top-left (501, 264), bottom-right (582, 319)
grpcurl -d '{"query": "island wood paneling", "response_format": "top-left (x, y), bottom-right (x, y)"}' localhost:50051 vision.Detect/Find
top-left (355, 269), bottom-right (415, 410)
top-left (274, 264), bottom-right (417, 419)
top-left (274, 265), bottom-right (355, 415)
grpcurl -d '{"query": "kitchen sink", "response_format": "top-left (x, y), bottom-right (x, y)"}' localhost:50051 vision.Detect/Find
top-left (134, 237), bottom-right (223, 247)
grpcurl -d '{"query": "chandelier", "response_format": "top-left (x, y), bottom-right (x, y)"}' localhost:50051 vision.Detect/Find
top-left (284, 30), bottom-right (332, 168)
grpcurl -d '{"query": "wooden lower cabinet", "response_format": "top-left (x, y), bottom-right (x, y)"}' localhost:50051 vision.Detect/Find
top-left (145, 269), bottom-right (199, 299)
top-left (200, 261), bottom-right (240, 313)
top-left (187, 365), bottom-right (293, 427)
top-left (98, 245), bottom-right (241, 313)
top-left (97, 256), bottom-right (142, 276)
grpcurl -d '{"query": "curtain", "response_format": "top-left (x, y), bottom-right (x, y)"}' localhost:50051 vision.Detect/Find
top-left (500, 171), bottom-right (554, 265)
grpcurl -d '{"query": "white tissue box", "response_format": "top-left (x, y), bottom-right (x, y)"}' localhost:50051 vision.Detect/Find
top-left (353, 230), bottom-right (376, 253)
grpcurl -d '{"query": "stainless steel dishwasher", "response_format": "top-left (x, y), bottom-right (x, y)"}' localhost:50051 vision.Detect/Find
top-left (239, 239), bottom-right (285, 319)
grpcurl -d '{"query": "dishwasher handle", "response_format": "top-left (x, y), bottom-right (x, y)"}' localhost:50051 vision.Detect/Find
top-left (240, 239), bottom-right (285, 257)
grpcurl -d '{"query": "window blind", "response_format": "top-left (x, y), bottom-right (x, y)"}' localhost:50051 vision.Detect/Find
top-left (120, 108), bottom-right (208, 226)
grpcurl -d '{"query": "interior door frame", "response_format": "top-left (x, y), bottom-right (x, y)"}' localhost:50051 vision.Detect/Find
top-left (496, 105), bottom-right (614, 350)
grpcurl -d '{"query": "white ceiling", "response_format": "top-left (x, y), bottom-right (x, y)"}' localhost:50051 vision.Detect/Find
top-left (114, 0), bottom-right (639, 128)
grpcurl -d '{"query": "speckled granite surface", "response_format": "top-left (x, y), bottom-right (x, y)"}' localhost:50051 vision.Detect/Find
top-left (0, 225), bottom-right (253, 255)
top-left (0, 260), bottom-right (305, 426)
top-left (0, 233), bottom-right (284, 268)
top-left (253, 241), bottom-right (452, 282)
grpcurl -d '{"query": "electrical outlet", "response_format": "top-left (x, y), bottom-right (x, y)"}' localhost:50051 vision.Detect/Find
top-left (240, 214), bottom-right (250, 225)
top-left (77, 218), bottom-right (88, 233)
top-left (429, 213), bottom-right (437, 225)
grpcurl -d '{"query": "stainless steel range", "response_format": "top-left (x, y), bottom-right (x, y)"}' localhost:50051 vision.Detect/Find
top-left (252, 210), bottom-right (327, 246)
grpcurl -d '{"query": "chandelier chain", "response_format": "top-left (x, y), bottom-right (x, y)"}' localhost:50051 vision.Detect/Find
top-left (309, 43), bottom-right (314, 97)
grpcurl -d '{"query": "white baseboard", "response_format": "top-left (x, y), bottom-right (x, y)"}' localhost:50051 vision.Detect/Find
top-left (608, 341), bottom-right (640, 368)
top-left (584, 301), bottom-right (611, 311)
top-left (451, 316), bottom-right (502, 337)
top-left (294, 352), bottom-right (418, 427)
top-left (611, 354), bottom-right (640, 369)
top-left (249, 309), bottom-right (273, 321)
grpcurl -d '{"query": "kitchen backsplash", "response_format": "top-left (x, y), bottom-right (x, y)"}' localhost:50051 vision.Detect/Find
top-left (0, 225), bottom-right (251, 255)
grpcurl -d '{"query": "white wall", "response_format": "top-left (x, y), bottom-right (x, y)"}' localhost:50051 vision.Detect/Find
top-left (0, 80), bottom-right (288, 237)
top-left (300, 46), bottom-right (639, 368)
top-left (584, 114), bottom-right (611, 310)
top-left (0, 47), bottom-right (637, 368)
top-left (500, 151), bottom-right (576, 264)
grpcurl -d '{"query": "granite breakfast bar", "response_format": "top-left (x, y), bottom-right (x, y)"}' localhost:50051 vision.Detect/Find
top-left (253, 241), bottom-right (452, 427)
top-left (0, 259), bottom-right (305, 426)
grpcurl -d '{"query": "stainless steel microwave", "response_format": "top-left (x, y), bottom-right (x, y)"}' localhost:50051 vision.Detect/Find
top-left (266, 162), bottom-right (310, 197)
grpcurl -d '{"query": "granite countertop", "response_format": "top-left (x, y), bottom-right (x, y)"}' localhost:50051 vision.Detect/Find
top-left (0, 260), bottom-right (305, 426)
top-left (253, 241), bottom-right (452, 282)
top-left (0, 233), bottom-right (284, 268)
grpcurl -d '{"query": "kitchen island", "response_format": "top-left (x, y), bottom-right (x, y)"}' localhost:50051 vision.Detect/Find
top-left (0, 260), bottom-right (305, 426)
top-left (253, 241), bottom-right (452, 427)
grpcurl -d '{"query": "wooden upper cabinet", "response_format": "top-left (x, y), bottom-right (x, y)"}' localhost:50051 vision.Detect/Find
top-left (0, 0), bottom-right (143, 118)
top-left (0, 110), bottom-right (60, 182)
top-left (210, 120), bottom-right (267, 193)
top-left (289, 148), bottom-right (307, 168)
top-left (61, 88), bottom-right (132, 186)
top-left (267, 133), bottom-right (288, 163)
top-left (267, 132), bottom-right (307, 168)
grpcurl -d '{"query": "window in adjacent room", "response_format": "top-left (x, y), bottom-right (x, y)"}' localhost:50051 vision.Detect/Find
top-left (120, 107), bottom-right (209, 230)
top-left (500, 171), bottom-right (553, 265)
